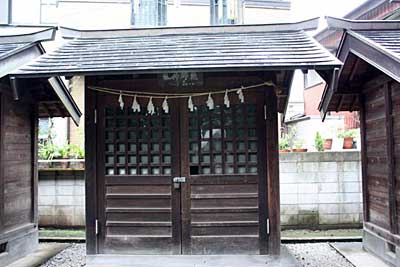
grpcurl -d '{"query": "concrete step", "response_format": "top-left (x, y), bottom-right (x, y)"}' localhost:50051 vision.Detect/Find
top-left (86, 246), bottom-right (300, 267)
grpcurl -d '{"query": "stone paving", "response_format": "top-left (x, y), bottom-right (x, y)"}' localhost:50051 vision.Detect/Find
top-left (38, 242), bottom-right (357, 267)
top-left (286, 243), bottom-right (354, 267)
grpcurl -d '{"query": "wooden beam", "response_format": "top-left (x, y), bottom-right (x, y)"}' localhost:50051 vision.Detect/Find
top-left (85, 77), bottom-right (98, 254)
top-left (365, 222), bottom-right (400, 246)
top-left (384, 81), bottom-right (398, 235)
top-left (349, 95), bottom-right (357, 112)
top-left (10, 76), bottom-right (19, 100)
top-left (0, 91), bottom-right (3, 232)
top-left (31, 102), bottom-right (39, 225)
top-left (348, 58), bottom-right (361, 83)
top-left (359, 93), bottom-right (369, 222)
top-left (40, 102), bottom-right (52, 117)
top-left (265, 88), bottom-right (280, 255)
top-left (336, 95), bottom-right (345, 112)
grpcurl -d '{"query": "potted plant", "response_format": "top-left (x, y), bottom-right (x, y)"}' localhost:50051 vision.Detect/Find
top-left (315, 132), bottom-right (324, 152)
top-left (38, 143), bottom-right (57, 168)
top-left (292, 139), bottom-right (307, 152)
top-left (337, 129), bottom-right (358, 149)
top-left (69, 144), bottom-right (85, 169)
top-left (56, 144), bottom-right (70, 168)
top-left (279, 136), bottom-right (290, 152)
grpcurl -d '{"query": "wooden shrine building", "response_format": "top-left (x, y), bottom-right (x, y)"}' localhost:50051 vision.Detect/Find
top-left (0, 26), bottom-right (81, 267)
top-left (11, 18), bottom-right (340, 261)
top-left (320, 17), bottom-right (400, 266)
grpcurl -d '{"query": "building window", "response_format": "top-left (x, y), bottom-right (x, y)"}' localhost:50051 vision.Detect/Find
top-left (40, 0), bottom-right (57, 24)
top-left (210, 0), bottom-right (243, 25)
top-left (131, 0), bottom-right (167, 27)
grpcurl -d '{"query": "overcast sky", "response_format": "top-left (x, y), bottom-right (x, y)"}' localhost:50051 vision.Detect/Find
top-left (289, 0), bottom-right (368, 33)
top-left (291, 0), bottom-right (368, 19)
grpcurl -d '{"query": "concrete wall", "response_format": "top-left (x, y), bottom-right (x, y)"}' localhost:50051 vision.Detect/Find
top-left (38, 151), bottom-right (362, 229)
top-left (39, 170), bottom-right (85, 227)
top-left (280, 151), bottom-right (363, 229)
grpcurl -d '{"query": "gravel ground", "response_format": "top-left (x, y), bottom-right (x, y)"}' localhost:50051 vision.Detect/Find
top-left (40, 242), bottom-right (354, 267)
top-left (285, 243), bottom-right (354, 267)
top-left (41, 244), bottom-right (86, 267)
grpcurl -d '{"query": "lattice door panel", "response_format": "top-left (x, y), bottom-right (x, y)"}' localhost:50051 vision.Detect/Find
top-left (97, 95), bottom-right (181, 255)
top-left (188, 104), bottom-right (258, 175)
top-left (103, 107), bottom-right (173, 177)
top-left (185, 92), bottom-right (266, 255)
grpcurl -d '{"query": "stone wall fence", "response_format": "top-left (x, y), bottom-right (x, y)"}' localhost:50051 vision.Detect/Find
top-left (38, 151), bottom-right (362, 229)
top-left (280, 151), bottom-right (362, 229)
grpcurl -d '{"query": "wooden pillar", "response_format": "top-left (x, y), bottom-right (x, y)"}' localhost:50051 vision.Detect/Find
top-left (384, 81), bottom-right (398, 234)
top-left (85, 77), bottom-right (98, 254)
top-left (0, 91), bottom-right (3, 232)
top-left (265, 88), bottom-right (280, 255)
top-left (359, 93), bottom-right (369, 222)
top-left (31, 102), bottom-right (39, 225)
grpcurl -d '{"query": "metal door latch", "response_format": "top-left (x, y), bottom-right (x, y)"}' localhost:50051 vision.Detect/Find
top-left (173, 177), bottom-right (186, 189)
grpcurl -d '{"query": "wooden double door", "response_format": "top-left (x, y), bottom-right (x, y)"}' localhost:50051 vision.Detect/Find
top-left (96, 90), bottom-right (268, 255)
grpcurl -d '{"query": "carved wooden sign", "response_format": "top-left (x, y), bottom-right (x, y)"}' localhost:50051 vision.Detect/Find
top-left (160, 72), bottom-right (203, 87)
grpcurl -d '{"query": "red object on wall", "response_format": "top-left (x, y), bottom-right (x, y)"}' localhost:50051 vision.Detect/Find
top-left (304, 83), bottom-right (359, 129)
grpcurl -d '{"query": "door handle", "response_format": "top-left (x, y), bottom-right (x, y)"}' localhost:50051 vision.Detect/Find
top-left (173, 177), bottom-right (186, 189)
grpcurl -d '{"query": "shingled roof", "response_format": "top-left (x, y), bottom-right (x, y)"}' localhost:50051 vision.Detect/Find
top-left (319, 17), bottom-right (400, 118)
top-left (11, 18), bottom-right (341, 77)
top-left (0, 25), bottom-right (81, 125)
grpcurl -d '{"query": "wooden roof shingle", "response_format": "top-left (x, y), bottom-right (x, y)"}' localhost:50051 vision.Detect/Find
top-left (11, 18), bottom-right (342, 77)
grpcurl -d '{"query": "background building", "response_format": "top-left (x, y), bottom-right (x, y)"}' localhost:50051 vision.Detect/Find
top-left (283, 0), bottom-right (400, 151)
top-left (0, 0), bottom-right (292, 147)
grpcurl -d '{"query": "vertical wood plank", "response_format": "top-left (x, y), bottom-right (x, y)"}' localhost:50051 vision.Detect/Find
top-left (359, 93), bottom-right (369, 222)
top-left (258, 89), bottom-right (268, 254)
top-left (85, 77), bottom-right (98, 254)
top-left (171, 99), bottom-right (182, 254)
top-left (180, 98), bottom-right (192, 254)
top-left (265, 88), bottom-right (280, 255)
top-left (384, 82), bottom-right (398, 234)
top-left (31, 102), bottom-right (39, 225)
top-left (96, 92), bottom-right (106, 253)
top-left (0, 91), bottom-right (3, 233)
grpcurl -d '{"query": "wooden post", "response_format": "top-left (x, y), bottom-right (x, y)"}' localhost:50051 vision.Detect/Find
top-left (265, 88), bottom-right (280, 255)
top-left (359, 93), bottom-right (369, 222)
top-left (384, 81), bottom-right (398, 234)
top-left (0, 92), bottom-right (3, 232)
top-left (85, 77), bottom-right (98, 254)
top-left (31, 102), bottom-right (39, 225)
top-left (179, 98), bottom-right (191, 254)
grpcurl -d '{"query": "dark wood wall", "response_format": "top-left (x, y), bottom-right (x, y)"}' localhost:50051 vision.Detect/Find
top-left (0, 80), bottom-right (37, 243)
top-left (84, 72), bottom-right (281, 255)
top-left (361, 74), bottom-right (400, 244)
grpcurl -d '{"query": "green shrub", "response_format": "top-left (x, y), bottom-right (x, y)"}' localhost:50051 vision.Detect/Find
top-left (315, 132), bottom-right (324, 152)
top-left (337, 129), bottom-right (358, 139)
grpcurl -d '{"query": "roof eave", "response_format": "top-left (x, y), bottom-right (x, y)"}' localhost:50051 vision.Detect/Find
top-left (326, 16), bottom-right (400, 31)
top-left (60, 17), bottom-right (320, 39)
top-left (0, 27), bottom-right (56, 44)
top-left (0, 43), bottom-right (43, 79)
top-left (48, 77), bottom-right (81, 126)
top-left (11, 63), bottom-right (343, 79)
top-left (318, 68), bottom-right (340, 121)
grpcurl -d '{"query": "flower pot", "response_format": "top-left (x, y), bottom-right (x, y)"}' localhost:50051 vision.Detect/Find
top-left (78, 161), bottom-right (85, 169)
top-left (38, 161), bottom-right (51, 169)
top-left (343, 137), bottom-right (354, 149)
top-left (292, 148), bottom-right (308, 152)
top-left (323, 138), bottom-right (332, 150)
top-left (60, 160), bottom-right (69, 169)
top-left (279, 149), bottom-right (291, 153)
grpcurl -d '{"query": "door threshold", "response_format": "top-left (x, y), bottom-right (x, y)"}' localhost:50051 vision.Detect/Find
top-left (86, 246), bottom-right (299, 267)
